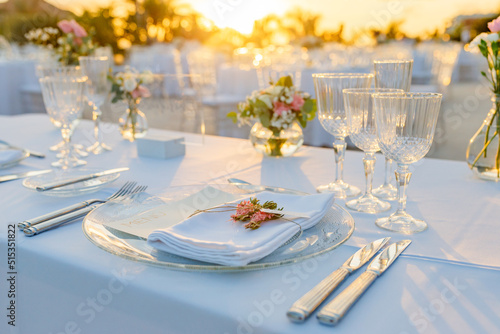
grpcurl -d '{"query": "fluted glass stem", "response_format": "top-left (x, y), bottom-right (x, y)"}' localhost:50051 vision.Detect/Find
top-left (383, 158), bottom-right (394, 187)
top-left (92, 105), bottom-right (102, 145)
top-left (364, 153), bottom-right (376, 196)
top-left (395, 164), bottom-right (412, 215)
top-left (333, 137), bottom-right (346, 183)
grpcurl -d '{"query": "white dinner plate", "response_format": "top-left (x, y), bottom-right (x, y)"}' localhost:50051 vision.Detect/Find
top-left (82, 184), bottom-right (355, 271)
top-left (23, 168), bottom-right (121, 197)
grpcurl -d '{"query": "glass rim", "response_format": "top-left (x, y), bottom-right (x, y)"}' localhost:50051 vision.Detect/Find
top-left (36, 64), bottom-right (80, 70)
top-left (39, 75), bottom-right (87, 83)
top-left (312, 72), bottom-right (374, 78)
top-left (343, 88), bottom-right (404, 95)
top-left (373, 59), bottom-right (414, 64)
top-left (78, 56), bottom-right (109, 61)
top-left (371, 92), bottom-right (442, 99)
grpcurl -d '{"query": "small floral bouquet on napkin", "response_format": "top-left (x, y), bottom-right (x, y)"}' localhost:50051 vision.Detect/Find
top-left (108, 66), bottom-right (154, 141)
top-left (228, 76), bottom-right (316, 157)
top-left (24, 20), bottom-right (95, 66)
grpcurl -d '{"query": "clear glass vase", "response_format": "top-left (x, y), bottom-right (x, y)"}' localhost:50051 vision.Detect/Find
top-left (249, 122), bottom-right (304, 157)
top-left (466, 94), bottom-right (500, 181)
top-left (119, 99), bottom-right (148, 142)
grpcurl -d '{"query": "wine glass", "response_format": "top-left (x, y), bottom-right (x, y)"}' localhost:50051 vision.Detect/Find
top-left (373, 59), bottom-right (413, 200)
top-left (373, 92), bottom-right (442, 233)
top-left (313, 73), bottom-right (373, 198)
top-left (36, 64), bottom-right (87, 157)
top-left (79, 56), bottom-right (112, 154)
top-left (39, 76), bottom-right (88, 168)
top-left (343, 88), bottom-right (403, 213)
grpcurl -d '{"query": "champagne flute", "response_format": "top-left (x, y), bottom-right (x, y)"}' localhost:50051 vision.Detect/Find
top-left (313, 73), bottom-right (373, 198)
top-left (373, 59), bottom-right (413, 200)
top-left (79, 56), bottom-right (112, 154)
top-left (39, 76), bottom-right (88, 168)
top-left (373, 92), bottom-right (442, 233)
top-left (343, 88), bottom-right (403, 213)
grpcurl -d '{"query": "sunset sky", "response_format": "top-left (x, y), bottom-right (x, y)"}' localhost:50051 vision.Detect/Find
top-left (34, 0), bottom-right (500, 36)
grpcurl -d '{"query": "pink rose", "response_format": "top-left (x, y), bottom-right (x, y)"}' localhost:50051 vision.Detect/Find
top-left (57, 20), bottom-right (73, 34)
top-left (488, 16), bottom-right (500, 33)
top-left (57, 19), bottom-right (87, 37)
top-left (290, 94), bottom-right (305, 110)
top-left (69, 20), bottom-right (87, 38)
top-left (131, 85), bottom-right (151, 99)
top-left (273, 101), bottom-right (290, 116)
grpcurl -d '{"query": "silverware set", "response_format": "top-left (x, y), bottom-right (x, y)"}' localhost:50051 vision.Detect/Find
top-left (18, 181), bottom-right (147, 236)
top-left (287, 238), bottom-right (411, 326)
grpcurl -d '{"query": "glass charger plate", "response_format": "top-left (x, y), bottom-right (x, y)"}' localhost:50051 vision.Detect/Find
top-left (0, 148), bottom-right (29, 169)
top-left (23, 168), bottom-right (120, 197)
top-left (82, 184), bottom-right (355, 271)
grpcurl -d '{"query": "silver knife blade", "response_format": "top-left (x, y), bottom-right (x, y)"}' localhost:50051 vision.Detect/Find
top-left (35, 167), bottom-right (129, 192)
top-left (367, 239), bottom-right (412, 276)
top-left (341, 237), bottom-right (391, 271)
top-left (317, 240), bottom-right (412, 326)
top-left (286, 237), bottom-right (390, 322)
top-left (0, 169), bottom-right (52, 183)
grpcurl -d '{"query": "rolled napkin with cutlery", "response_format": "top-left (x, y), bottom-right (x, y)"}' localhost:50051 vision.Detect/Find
top-left (147, 192), bottom-right (335, 266)
top-left (0, 149), bottom-right (25, 164)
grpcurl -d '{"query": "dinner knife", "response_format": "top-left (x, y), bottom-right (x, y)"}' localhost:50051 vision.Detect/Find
top-left (286, 237), bottom-right (391, 323)
top-left (35, 167), bottom-right (129, 192)
top-left (316, 240), bottom-right (412, 326)
top-left (0, 169), bottom-right (52, 183)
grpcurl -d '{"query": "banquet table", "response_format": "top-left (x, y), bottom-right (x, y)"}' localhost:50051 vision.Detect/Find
top-left (1, 114), bottom-right (500, 334)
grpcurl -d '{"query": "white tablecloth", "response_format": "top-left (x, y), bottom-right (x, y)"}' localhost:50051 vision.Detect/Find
top-left (0, 114), bottom-right (499, 334)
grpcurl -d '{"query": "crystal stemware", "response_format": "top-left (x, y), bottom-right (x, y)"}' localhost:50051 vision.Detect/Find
top-left (39, 76), bottom-right (88, 168)
top-left (373, 92), bottom-right (442, 233)
top-left (36, 64), bottom-right (87, 157)
top-left (343, 88), bottom-right (403, 213)
top-left (313, 73), bottom-right (373, 198)
top-left (79, 56), bottom-right (112, 154)
top-left (373, 59), bottom-right (413, 200)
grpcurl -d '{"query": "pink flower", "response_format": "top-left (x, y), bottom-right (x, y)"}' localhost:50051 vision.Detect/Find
top-left (231, 200), bottom-right (257, 221)
top-left (131, 85), bottom-right (151, 99)
top-left (70, 20), bottom-right (87, 38)
top-left (57, 20), bottom-right (87, 37)
top-left (273, 101), bottom-right (290, 116)
top-left (250, 211), bottom-right (275, 223)
top-left (488, 16), bottom-right (500, 33)
top-left (57, 20), bottom-right (73, 34)
top-left (290, 94), bottom-right (305, 110)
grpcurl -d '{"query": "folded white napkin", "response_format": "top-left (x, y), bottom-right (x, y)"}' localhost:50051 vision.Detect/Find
top-left (147, 191), bottom-right (335, 266)
top-left (0, 149), bottom-right (24, 164)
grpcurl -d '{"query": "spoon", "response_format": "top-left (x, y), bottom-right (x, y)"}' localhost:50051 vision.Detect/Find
top-left (0, 140), bottom-right (45, 158)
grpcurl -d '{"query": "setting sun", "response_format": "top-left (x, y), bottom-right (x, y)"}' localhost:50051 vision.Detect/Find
top-left (187, 0), bottom-right (288, 34)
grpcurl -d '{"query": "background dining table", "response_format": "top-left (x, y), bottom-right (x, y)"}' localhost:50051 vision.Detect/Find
top-left (1, 114), bottom-right (499, 334)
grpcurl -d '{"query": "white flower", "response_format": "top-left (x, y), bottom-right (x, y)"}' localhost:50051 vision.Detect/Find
top-left (486, 32), bottom-right (499, 42)
top-left (123, 78), bottom-right (137, 92)
top-left (258, 94), bottom-right (273, 109)
top-left (41, 33), bottom-right (49, 41)
top-left (469, 32), bottom-right (489, 50)
top-left (139, 70), bottom-right (154, 84)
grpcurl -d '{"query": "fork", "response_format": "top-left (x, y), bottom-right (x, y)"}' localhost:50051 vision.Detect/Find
top-left (18, 181), bottom-right (138, 231)
top-left (23, 184), bottom-right (148, 236)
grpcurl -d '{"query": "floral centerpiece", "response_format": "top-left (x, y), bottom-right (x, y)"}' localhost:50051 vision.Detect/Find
top-left (466, 16), bottom-right (500, 180)
top-left (228, 76), bottom-right (316, 157)
top-left (108, 66), bottom-right (153, 141)
top-left (25, 20), bottom-right (95, 65)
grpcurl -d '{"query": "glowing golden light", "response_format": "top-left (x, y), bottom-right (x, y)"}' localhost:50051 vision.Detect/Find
top-left (190, 0), bottom-right (287, 34)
